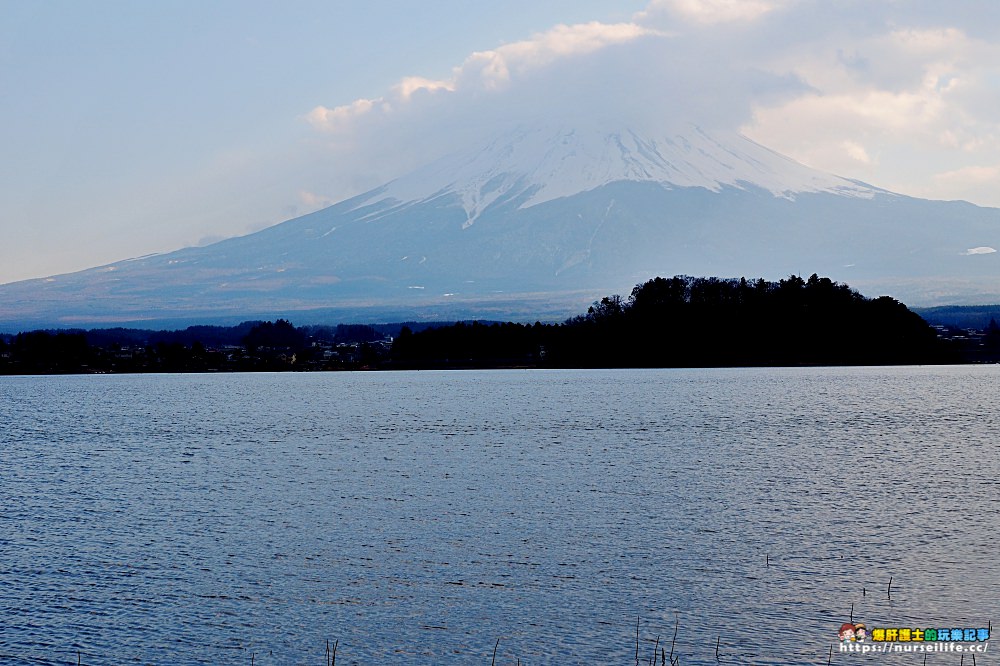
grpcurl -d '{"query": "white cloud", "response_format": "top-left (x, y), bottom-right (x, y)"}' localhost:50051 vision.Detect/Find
top-left (926, 165), bottom-right (1000, 204)
top-left (305, 21), bottom-right (660, 135)
top-left (935, 165), bottom-right (1000, 185)
top-left (640, 0), bottom-right (792, 24)
top-left (842, 140), bottom-right (872, 165)
top-left (306, 97), bottom-right (380, 134)
top-left (741, 17), bottom-right (1000, 205)
top-left (394, 76), bottom-right (455, 101)
top-left (469, 21), bottom-right (657, 75)
top-left (298, 190), bottom-right (333, 209)
top-left (300, 0), bottom-right (1000, 209)
top-left (964, 247), bottom-right (997, 255)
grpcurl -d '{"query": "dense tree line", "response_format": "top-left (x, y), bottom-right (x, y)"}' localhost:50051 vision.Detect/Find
top-left (390, 274), bottom-right (955, 367)
top-left (0, 274), bottom-right (963, 373)
top-left (0, 331), bottom-right (93, 374)
top-left (81, 322), bottom-right (261, 348)
top-left (0, 320), bottom-right (391, 374)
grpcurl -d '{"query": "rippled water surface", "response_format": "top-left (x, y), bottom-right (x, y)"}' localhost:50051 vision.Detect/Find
top-left (2, 367), bottom-right (998, 664)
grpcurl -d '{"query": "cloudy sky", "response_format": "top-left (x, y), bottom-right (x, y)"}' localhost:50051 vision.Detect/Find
top-left (3, 0), bottom-right (999, 284)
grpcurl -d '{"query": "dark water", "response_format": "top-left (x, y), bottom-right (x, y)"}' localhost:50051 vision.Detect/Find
top-left (1, 367), bottom-right (997, 665)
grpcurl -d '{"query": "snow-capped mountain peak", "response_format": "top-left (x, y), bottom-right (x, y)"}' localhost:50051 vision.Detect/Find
top-left (373, 123), bottom-right (877, 226)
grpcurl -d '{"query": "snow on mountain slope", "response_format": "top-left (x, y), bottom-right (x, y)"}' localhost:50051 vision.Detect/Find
top-left (371, 123), bottom-right (879, 227)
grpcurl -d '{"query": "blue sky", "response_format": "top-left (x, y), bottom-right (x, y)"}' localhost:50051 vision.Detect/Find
top-left (3, 1), bottom-right (1000, 284)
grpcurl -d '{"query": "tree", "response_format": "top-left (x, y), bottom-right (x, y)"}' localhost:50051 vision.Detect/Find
top-left (587, 294), bottom-right (626, 322)
top-left (242, 319), bottom-right (306, 352)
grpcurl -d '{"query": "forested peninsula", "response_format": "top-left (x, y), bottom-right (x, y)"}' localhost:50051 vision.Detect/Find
top-left (392, 274), bottom-right (954, 368)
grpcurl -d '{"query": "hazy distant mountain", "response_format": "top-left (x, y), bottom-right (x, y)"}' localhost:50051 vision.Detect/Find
top-left (2, 122), bottom-right (999, 329)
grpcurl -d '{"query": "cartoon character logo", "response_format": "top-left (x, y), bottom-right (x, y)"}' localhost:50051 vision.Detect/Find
top-left (854, 623), bottom-right (867, 642)
top-left (839, 623), bottom-right (857, 643)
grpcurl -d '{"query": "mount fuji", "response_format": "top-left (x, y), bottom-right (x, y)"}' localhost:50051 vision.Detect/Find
top-left (3, 122), bottom-right (1000, 328)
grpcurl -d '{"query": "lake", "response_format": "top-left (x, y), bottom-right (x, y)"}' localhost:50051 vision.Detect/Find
top-left (1, 367), bottom-right (997, 664)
